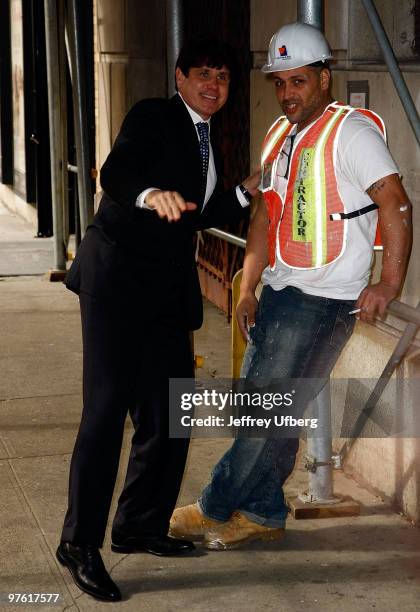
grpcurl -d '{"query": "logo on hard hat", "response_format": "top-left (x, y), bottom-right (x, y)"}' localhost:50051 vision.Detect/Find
top-left (278, 45), bottom-right (290, 59)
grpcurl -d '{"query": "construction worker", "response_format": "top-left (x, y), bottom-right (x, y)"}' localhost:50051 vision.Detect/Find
top-left (170, 22), bottom-right (412, 550)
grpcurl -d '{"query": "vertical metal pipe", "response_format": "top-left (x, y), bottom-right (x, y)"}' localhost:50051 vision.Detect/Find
top-left (361, 0), bottom-right (420, 147)
top-left (307, 383), bottom-right (335, 501)
top-left (44, 0), bottom-right (66, 271)
top-left (166, 0), bottom-right (184, 97)
top-left (296, 0), bottom-right (336, 504)
top-left (66, 0), bottom-right (93, 237)
top-left (297, 0), bottom-right (324, 30)
top-left (58, 0), bottom-right (69, 249)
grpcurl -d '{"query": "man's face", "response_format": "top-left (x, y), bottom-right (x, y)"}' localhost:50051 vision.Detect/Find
top-left (272, 65), bottom-right (330, 130)
top-left (176, 65), bottom-right (230, 120)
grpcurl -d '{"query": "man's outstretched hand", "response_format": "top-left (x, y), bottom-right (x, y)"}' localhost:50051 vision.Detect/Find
top-left (145, 189), bottom-right (197, 222)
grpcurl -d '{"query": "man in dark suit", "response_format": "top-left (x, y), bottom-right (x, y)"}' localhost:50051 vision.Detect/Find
top-left (56, 39), bottom-right (259, 601)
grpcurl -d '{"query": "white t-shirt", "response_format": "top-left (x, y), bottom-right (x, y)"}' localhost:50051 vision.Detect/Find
top-left (261, 109), bottom-right (399, 299)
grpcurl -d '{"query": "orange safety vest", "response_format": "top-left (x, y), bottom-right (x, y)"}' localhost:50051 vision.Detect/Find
top-left (261, 102), bottom-right (386, 270)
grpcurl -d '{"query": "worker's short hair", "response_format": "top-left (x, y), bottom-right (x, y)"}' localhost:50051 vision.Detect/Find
top-left (308, 60), bottom-right (331, 71)
top-left (176, 39), bottom-right (235, 77)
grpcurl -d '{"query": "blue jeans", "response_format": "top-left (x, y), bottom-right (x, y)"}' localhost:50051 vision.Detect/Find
top-left (199, 285), bottom-right (356, 527)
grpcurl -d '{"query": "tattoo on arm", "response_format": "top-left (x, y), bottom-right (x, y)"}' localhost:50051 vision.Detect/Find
top-left (366, 178), bottom-right (387, 197)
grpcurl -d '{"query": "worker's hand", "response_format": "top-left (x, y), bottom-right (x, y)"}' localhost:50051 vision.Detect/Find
top-left (236, 290), bottom-right (258, 342)
top-left (241, 170), bottom-right (261, 198)
top-left (145, 189), bottom-right (197, 222)
top-left (355, 281), bottom-right (399, 324)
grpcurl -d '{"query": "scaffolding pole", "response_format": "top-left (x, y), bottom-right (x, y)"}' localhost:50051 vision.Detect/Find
top-left (297, 0), bottom-right (324, 30)
top-left (166, 0), bottom-right (184, 97)
top-left (291, 0), bottom-right (347, 514)
top-left (44, 0), bottom-right (67, 277)
top-left (58, 0), bottom-right (69, 250)
top-left (66, 0), bottom-right (93, 237)
top-left (361, 0), bottom-right (420, 147)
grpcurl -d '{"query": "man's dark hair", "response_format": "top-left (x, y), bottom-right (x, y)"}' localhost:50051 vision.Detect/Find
top-left (308, 60), bottom-right (331, 71)
top-left (176, 38), bottom-right (235, 76)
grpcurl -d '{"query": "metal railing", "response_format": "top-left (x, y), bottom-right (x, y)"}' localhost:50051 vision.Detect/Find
top-left (206, 228), bottom-right (420, 326)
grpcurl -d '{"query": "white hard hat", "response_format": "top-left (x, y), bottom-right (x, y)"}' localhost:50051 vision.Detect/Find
top-left (262, 21), bottom-right (333, 73)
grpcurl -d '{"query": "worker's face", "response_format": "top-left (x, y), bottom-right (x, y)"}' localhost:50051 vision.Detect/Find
top-left (176, 65), bottom-right (230, 120)
top-left (272, 65), bottom-right (331, 130)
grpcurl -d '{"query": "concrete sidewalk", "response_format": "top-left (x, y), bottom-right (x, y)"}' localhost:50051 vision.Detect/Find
top-left (0, 204), bottom-right (54, 276)
top-left (0, 275), bottom-right (420, 612)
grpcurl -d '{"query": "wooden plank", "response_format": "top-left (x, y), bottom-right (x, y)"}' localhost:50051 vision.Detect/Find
top-left (287, 495), bottom-right (361, 519)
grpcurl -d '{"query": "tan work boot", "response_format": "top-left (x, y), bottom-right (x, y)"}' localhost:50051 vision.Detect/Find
top-left (204, 511), bottom-right (285, 550)
top-left (169, 503), bottom-right (226, 541)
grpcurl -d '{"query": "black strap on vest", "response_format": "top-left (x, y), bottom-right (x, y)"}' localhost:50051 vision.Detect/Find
top-left (284, 134), bottom-right (296, 179)
top-left (330, 203), bottom-right (378, 221)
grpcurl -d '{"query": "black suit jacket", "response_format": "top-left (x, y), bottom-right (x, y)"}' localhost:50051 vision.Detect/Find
top-left (66, 94), bottom-right (246, 329)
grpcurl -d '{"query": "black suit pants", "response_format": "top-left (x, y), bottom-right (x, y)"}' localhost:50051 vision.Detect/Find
top-left (61, 292), bottom-right (193, 547)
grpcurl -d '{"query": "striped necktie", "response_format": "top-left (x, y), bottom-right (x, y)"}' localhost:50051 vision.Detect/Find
top-left (196, 122), bottom-right (209, 208)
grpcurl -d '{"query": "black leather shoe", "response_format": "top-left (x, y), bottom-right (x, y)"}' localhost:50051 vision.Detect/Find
top-left (56, 542), bottom-right (121, 602)
top-left (111, 533), bottom-right (195, 556)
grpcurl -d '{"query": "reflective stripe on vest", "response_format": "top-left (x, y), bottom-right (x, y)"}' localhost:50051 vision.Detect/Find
top-left (261, 118), bottom-right (292, 165)
top-left (261, 118), bottom-right (294, 270)
top-left (261, 103), bottom-right (385, 270)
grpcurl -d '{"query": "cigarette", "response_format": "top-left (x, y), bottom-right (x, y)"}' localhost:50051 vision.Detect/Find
top-left (348, 308), bottom-right (361, 315)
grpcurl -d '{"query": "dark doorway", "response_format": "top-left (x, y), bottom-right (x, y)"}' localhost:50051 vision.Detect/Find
top-left (22, 0), bottom-right (52, 236)
top-left (0, 0), bottom-right (14, 185)
top-left (184, 0), bottom-right (251, 315)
